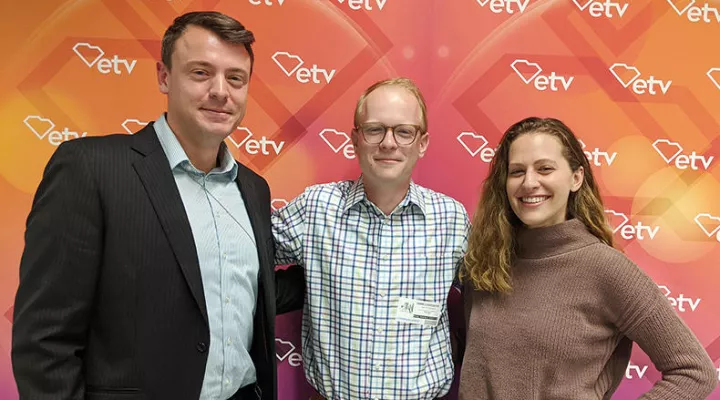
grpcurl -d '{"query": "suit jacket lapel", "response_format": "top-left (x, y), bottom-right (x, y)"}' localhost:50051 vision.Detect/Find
top-left (235, 167), bottom-right (276, 371)
top-left (235, 171), bottom-right (268, 267)
top-left (235, 167), bottom-right (275, 309)
top-left (131, 125), bottom-right (209, 325)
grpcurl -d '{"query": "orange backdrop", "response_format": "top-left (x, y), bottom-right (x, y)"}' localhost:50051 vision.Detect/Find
top-left (1, 0), bottom-right (719, 398)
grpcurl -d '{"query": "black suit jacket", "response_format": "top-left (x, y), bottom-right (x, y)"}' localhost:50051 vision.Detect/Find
top-left (12, 123), bottom-right (303, 400)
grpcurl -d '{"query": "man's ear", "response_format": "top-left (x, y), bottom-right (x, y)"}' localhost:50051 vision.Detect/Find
top-left (418, 132), bottom-right (430, 158)
top-left (351, 128), bottom-right (360, 147)
top-left (157, 62), bottom-right (170, 94)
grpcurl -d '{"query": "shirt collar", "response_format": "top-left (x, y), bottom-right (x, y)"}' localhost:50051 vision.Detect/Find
top-left (406, 181), bottom-right (427, 215)
top-left (153, 113), bottom-right (238, 180)
top-left (343, 176), bottom-right (427, 216)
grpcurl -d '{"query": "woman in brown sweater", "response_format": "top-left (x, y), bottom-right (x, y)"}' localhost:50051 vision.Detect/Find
top-left (458, 117), bottom-right (717, 399)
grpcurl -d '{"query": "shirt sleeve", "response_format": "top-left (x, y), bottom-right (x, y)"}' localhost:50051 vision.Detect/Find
top-left (12, 140), bottom-right (102, 400)
top-left (271, 191), bottom-right (307, 266)
top-left (604, 257), bottom-right (717, 399)
top-left (453, 204), bottom-right (471, 288)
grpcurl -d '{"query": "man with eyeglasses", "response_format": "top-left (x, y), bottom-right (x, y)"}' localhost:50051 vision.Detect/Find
top-left (272, 77), bottom-right (470, 399)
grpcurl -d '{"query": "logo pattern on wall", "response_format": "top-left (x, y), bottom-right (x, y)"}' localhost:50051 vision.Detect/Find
top-left (1, 0), bottom-right (718, 399)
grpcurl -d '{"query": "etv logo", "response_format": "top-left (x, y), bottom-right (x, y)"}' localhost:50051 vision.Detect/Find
top-left (605, 210), bottom-right (659, 240)
top-left (249, 0), bottom-right (285, 5)
top-left (319, 129), bottom-right (356, 159)
top-left (707, 68), bottom-right (720, 90)
top-left (475, 0), bottom-right (529, 14)
top-left (121, 119), bottom-right (148, 134)
top-left (228, 127), bottom-right (285, 156)
top-left (694, 213), bottom-right (720, 242)
top-left (572, 0), bottom-right (629, 18)
top-left (271, 199), bottom-right (288, 212)
top-left (275, 338), bottom-right (302, 367)
top-left (609, 64), bottom-right (672, 95)
top-left (73, 43), bottom-right (137, 75)
top-left (658, 285), bottom-right (701, 312)
top-left (652, 139), bottom-right (714, 170)
top-left (511, 60), bottom-right (574, 91)
top-left (667, 0), bottom-right (720, 23)
top-left (24, 116), bottom-right (87, 146)
top-left (625, 362), bottom-right (649, 379)
top-left (456, 132), bottom-right (495, 162)
top-left (335, 0), bottom-right (388, 10)
top-left (579, 139), bottom-right (616, 166)
top-left (272, 52), bottom-right (336, 84)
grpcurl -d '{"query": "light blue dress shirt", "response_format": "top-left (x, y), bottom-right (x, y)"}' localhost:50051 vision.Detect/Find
top-left (154, 114), bottom-right (259, 400)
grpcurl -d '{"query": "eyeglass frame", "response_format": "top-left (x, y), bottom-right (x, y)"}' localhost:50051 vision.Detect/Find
top-left (354, 122), bottom-right (426, 146)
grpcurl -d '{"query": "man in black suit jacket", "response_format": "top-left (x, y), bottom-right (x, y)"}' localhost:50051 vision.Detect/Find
top-left (11, 11), bottom-right (303, 400)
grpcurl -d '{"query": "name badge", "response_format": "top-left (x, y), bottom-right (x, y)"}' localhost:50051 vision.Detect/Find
top-left (395, 297), bottom-right (442, 327)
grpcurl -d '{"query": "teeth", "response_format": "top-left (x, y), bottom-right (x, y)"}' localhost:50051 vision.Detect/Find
top-left (522, 196), bottom-right (548, 203)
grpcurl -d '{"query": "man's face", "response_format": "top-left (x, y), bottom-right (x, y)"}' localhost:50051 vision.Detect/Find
top-left (352, 86), bottom-right (429, 188)
top-left (157, 25), bottom-right (252, 143)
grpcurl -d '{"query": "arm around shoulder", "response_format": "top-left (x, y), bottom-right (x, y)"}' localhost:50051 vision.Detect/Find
top-left (270, 192), bottom-right (307, 266)
top-left (271, 192), bottom-right (308, 314)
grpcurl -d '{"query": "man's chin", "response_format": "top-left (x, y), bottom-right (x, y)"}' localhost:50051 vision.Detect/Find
top-left (199, 121), bottom-right (237, 138)
top-left (365, 171), bottom-right (410, 186)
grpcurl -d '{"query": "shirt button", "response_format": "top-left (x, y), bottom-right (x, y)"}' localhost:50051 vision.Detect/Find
top-left (226, 378), bottom-right (230, 385)
top-left (377, 327), bottom-right (384, 334)
top-left (225, 297), bottom-right (230, 304)
top-left (381, 254), bottom-right (388, 261)
top-left (379, 291), bottom-right (386, 298)
top-left (227, 338), bottom-right (232, 345)
top-left (196, 342), bottom-right (207, 353)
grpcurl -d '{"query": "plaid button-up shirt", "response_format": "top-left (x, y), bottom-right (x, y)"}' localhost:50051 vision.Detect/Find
top-left (272, 178), bottom-right (470, 400)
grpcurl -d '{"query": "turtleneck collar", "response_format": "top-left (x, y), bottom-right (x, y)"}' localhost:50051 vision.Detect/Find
top-left (515, 218), bottom-right (601, 259)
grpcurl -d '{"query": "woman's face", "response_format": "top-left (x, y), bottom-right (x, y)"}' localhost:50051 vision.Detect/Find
top-left (506, 133), bottom-right (584, 229)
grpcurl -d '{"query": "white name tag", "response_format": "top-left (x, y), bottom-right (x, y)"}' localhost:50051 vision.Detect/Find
top-left (395, 297), bottom-right (442, 327)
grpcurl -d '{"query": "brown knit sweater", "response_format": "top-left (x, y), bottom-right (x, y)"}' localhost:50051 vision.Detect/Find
top-left (458, 219), bottom-right (717, 400)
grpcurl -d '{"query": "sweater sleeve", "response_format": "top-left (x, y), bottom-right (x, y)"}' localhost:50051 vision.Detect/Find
top-left (604, 254), bottom-right (717, 399)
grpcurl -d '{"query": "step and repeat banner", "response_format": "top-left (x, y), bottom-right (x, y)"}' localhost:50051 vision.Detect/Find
top-left (1, 0), bottom-right (719, 398)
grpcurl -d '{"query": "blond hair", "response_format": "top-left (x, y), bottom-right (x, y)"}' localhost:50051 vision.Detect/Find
top-left (353, 77), bottom-right (428, 132)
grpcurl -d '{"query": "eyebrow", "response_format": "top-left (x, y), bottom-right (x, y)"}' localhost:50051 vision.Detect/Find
top-left (186, 61), bottom-right (249, 76)
top-left (361, 121), bottom-right (420, 126)
top-left (508, 159), bottom-right (559, 168)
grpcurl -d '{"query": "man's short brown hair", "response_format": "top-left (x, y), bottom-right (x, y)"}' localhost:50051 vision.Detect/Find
top-left (161, 11), bottom-right (255, 72)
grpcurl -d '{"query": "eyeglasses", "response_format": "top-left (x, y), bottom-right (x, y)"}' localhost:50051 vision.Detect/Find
top-left (356, 123), bottom-right (423, 145)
